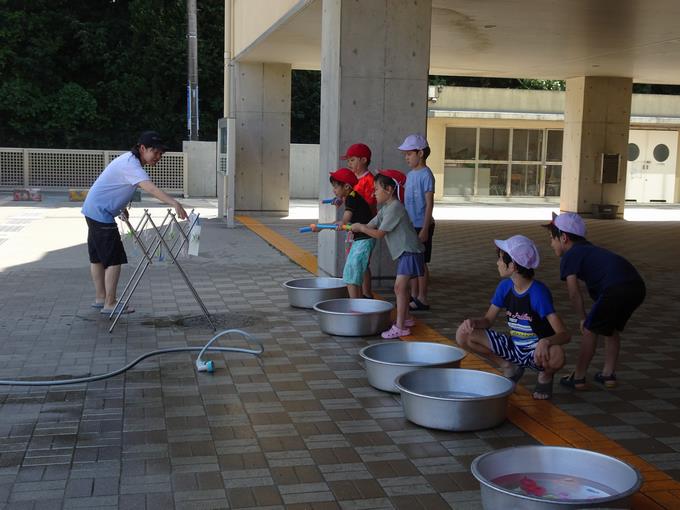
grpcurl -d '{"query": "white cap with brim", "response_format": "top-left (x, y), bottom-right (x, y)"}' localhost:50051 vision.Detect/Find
top-left (494, 235), bottom-right (540, 269)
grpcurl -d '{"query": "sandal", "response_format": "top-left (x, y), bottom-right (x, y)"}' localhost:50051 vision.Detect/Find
top-left (381, 324), bottom-right (410, 339)
top-left (533, 377), bottom-right (554, 400)
top-left (559, 372), bottom-right (586, 390)
top-left (594, 372), bottom-right (617, 388)
top-left (409, 297), bottom-right (430, 311)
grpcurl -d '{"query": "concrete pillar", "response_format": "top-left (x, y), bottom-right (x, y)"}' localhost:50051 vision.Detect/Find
top-left (318, 0), bottom-right (432, 277)
top-left (561, 77), bottom-right (632, 215)
top-left (233, 62), bottom-right (291, 212)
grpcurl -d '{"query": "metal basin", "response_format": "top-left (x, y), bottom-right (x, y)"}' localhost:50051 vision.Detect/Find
top-left (282, 277), bottom-right (348, 309)
top-left (471, 446), bottom-right (642, 509)
top-left (359, 342), bottom-right (466, 393)
top-left (395, 368), bottom-right (514, 431)
top-left (313, 298), bottom-right (393, 336)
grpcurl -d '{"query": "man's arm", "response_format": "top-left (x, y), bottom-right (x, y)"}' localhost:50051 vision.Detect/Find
top-left (138, 180), bottom-right (188, 219)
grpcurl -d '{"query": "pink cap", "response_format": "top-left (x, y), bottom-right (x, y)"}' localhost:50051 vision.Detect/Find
top-left (398, 134), bottom-right (429, 151)
top-left (494, 235), bottom-right (540, 269)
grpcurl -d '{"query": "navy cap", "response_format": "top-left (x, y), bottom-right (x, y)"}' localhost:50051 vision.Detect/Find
top-left (138, 131), bottom-right (169, 151)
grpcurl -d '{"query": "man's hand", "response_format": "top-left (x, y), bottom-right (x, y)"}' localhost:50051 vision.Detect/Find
top-left (418, 228), bottom-right (429, 243)
top-left (174, 201), bottom-right (188, 220)
top-left (350, 223), bottom-right (363, 234)
top-left (533, 338), bottom-right (551, 367)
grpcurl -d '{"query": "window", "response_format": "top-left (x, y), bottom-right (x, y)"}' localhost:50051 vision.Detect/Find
top-left (443, 127), bottom-right (563, 197)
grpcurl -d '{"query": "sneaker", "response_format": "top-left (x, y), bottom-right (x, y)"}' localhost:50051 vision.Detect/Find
top-left (381, 324), bottom-right (410, 339)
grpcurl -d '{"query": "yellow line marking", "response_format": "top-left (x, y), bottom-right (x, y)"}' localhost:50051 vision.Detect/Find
top-left (237, 214), bottom-right (680, 509)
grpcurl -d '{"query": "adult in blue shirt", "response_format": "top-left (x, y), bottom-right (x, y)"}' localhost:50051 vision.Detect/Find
top-left (82, 131), bottom-right (188, 314)
top-left (544, 212), bottom-right (645, 390)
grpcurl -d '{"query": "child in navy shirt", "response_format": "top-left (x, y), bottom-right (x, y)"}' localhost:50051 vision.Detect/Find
top-left (456, 235), bottom-right (570, 399)
top-left (544, 212), bottom-right (646, 390)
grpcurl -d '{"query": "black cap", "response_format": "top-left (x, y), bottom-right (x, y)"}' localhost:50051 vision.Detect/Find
top-left (138, 131), bottom-right (169, 151)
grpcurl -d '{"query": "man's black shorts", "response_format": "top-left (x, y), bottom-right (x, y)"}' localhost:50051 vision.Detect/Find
top-left (86, 217), bottom-right (128, 268)
top-left (585, 280), bottom-right (646, 336)
top-left (414, 223), bottom-right (435, 264)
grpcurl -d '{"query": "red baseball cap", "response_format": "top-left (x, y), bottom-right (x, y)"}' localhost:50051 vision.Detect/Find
top-left (341, 143), bottom-right (372, 161)
top-left (329, 167), bottom-right (358, 186)
top-left (377, 169), bottom-right (406, 202)
top-left (378, 169), bottom-right (406, 186)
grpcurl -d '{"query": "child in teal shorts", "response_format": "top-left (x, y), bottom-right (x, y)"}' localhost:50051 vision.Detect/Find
top-left (317, 168), bottom-right (375, 298)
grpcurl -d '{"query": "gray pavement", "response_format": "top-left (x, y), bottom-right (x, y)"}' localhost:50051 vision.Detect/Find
top-left (0, 192), bottom-right (678, 509)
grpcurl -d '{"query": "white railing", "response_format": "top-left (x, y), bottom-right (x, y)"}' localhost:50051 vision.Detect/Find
top-left (0, 148), bottom-right (186, 194)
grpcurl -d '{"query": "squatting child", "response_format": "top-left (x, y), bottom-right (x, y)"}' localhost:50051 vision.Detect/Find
top-left (316, 168), bottom-right (375, 299)
top-left (544, 212), bottom-right (646, 390)
top-left (350, 170), bottom-right (424, 339)
top-left (398, 134), bottom-right (435, 312)
top-left (455, 235), bottom-right (571, 400)
top-left (341, 143), bottom-right (377, 298)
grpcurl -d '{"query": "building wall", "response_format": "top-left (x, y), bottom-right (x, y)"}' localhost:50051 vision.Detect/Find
top-left (290, 143), bottom-right (320, 199)
top-left (233, 0), bottom-right (300, 56)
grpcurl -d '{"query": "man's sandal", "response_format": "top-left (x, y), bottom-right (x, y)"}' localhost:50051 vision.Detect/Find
top-left (594, 372), bottom-right (618, 388)
top-left (559, 372), bottom-right (586, 390)
top-left (533, 377), bottom-right (554, 400)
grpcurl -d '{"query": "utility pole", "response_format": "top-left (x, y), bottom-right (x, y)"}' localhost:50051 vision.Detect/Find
top-left (187, 0), bottom-right (199, 140)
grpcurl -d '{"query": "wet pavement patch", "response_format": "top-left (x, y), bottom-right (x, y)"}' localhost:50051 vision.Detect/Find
top-left (141, 312), bottom-right (259, 329)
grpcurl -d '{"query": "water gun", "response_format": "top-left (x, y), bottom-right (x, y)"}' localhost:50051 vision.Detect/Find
top-left (299, 223), bottom-right (352, 233)
top-left (321, 197), bottom-right (343, 206)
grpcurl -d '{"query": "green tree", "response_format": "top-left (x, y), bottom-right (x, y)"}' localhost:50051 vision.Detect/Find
top-left (0, 0), bottom-right (224, 150)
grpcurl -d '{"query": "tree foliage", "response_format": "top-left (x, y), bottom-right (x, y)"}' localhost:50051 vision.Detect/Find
top-left (0, 0), bottom-right (224, 150)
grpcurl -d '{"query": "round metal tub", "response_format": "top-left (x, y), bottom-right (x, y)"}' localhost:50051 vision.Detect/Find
top-left (282, 277), bottom-right (348, 309)
top-left (313, 298), bottom-right (393, 336)
top-left (395, 368), bottom-right (514, 431)
top-left (471, 446), bottom-right (642, 509)
top-left (359, 342), bottom-right (467, 393)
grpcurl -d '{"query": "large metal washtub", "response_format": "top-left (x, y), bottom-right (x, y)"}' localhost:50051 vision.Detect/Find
top-left (360, 341), bottom-right (467, 393)
top-left (471, 445), bottom-right (642, 509)
top-left (313, 298), bottom-right (393, 336)
top-left (395, 368), bottom-right (514, 431)
top-left (282, 277), bottom-right (348, 309)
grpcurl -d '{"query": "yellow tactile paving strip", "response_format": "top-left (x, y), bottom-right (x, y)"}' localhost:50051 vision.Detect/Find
top-left (237, 215), bottom-right (680, 509)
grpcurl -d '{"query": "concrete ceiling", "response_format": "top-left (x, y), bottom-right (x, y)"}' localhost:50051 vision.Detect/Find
top-left (236, 0), bottom-right (680, 84)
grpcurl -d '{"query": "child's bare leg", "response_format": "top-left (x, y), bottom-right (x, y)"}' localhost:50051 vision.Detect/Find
top-left (602, 331), bottom-right (620, 376)
top-left (362, 268), bottom-right (372, 297)
top-left (409, 277), bottom-right (418, 302)
top-left (347, 284), bottom-right (362, 299)
top-left (416, 264), bottom-right (429, 305)
top-left (394, 275), bottom-right (411, 329)
top-left (574, 327), bottom-right (598, 379)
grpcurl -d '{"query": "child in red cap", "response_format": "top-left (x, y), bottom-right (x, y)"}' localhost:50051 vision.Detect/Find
top-left (350, 170), bottom-right (424, 338)
top-left (341, 143), bottom-right (377, 298)
top-left (318, 168), bottom-right (375, 298)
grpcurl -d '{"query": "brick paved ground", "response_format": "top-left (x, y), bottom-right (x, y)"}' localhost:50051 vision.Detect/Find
top-left (0, 193), bottom-right (677, 509)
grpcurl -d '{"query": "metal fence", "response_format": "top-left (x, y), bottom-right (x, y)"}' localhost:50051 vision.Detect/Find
top-left (0, 148), bottom-right (186, 194)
